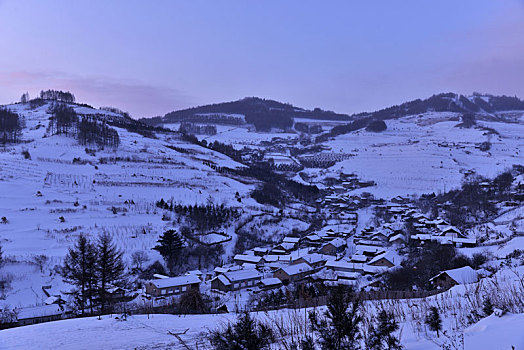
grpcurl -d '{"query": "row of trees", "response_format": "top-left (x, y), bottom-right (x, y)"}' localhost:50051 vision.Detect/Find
top-left (40, 89), bottom-right (76, 103)
top-left (0, 109), bottom-right (22, 144)
top-left (156, 200), bottom-right (240, 231)
top-left (60, 233), bottom-right (125, 314)
top-left (48, 104), bottom-right (120, 148)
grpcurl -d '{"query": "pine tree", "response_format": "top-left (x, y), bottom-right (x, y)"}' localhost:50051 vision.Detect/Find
top-left (61, 234), bottom-right (97, 314)
top-left (96, 233), bottom-right (125, 313)
top-left (482, 297), bottom-right (494, 316)
top-left (366, 309), bottom-right (403, 350)
top-left (309, 286), bottom-right (362, 350)
top-left (425, 306), bottom-right (442, 337)
top-left (153, 229), bottom-right (184, 273)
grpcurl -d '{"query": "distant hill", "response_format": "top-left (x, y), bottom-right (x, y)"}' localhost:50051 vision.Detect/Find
top-left (140, 97), bottom-right (351, 131)
top-left (316, 93), bottom-right (524, 142)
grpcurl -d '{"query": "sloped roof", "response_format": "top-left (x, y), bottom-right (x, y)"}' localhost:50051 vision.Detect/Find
top-left (149, 275), bottom-right (201, 289)
top-left (368, 250), bottom-right (401, 266)
top-left (279, 263), bottom-right (313, 276)
top-left (430, 266), bottom-right (479, 284)
top-left (17, 304), bottom-right (62, 320)
top-left (234, 254), bottom-right (264, 263)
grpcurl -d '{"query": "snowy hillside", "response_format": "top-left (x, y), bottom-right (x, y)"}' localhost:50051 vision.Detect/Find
top-left (0, 100), bottom-right (266, 309)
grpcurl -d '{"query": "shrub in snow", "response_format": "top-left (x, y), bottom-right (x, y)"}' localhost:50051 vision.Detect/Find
top-left (208, 311), bottom-right (274, 350)
top-left (365, 309), bottom-right (402, 350)
top-left (309, 285), bottom-right (363, 350)
top-left (425, 306), bottom-right (442, 338)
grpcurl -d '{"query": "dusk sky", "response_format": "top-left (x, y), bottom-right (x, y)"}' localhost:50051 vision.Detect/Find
top-left (1, 0), bottom-right (524, 118)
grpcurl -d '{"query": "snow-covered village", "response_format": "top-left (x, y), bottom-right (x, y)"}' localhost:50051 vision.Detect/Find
top-left (2, 1), bottom-right (524, 349)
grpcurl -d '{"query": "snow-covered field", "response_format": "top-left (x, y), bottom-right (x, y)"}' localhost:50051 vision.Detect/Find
top-left (313, 112), bottom-right (524, 198)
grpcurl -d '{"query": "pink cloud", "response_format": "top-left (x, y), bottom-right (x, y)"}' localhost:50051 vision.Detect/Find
top-left (0, 70), bottom-right (193, 118)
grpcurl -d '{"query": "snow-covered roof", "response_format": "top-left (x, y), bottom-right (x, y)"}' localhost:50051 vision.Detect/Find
top-left (234, 254), bottom-right (264, 264)
top-left (350, 254), bottom-right (368, 263)
top-left (389, 234), bottom-right (405, 242)
top-left (368, 250), bottom-right (401, 266)
top-left (282, 236), bottom-right (300, 244)
top-left (430, 266), bottom-right (479, 284)
top-left (259, 277), bottom-right (282, 286)
top-left (278, 262), bottom-right (313, 276)
top-left (222, 268), bottom-right (264, 283)
top-left (326, 237), bottom-right (346, 248)
top-left (149, 275), bottom-right (201, 289)
top-left (17, 304), bottom-right (62, 320)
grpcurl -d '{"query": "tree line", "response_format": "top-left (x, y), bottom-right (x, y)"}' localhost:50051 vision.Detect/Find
top-left (0, 109), bottom-right (22, 144)
top-left (48, 104), bottom-right (120, 148)
top-left (156, 199), bottom-right (240, 232)
top-left (40, 89), bottom-right (76, 103)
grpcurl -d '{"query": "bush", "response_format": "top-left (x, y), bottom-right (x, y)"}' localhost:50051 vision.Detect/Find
top-left (208, 312), bottom-right (274, 350)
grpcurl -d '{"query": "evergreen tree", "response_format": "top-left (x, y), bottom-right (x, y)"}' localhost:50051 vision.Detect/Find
top-left (96, 233), bottom-right (125, 313)
top-left (425, 306), bottom-right (442, 337)
top-left (309, 286), bottom-right (362, 350)
top-left (153, 229), bottom-right (184, 273)
top-left (366, 309), bottom-right (402, 350)
top-left (61, 234), bottom-right (97, 314)
top-left (482, 297), bottom-right (494, 317)
top-left (208, 311), bottom-right (274, 350)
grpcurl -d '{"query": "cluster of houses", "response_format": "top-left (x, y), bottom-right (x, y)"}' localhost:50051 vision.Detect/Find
top-left (144, 220), bottom-right (409, 298)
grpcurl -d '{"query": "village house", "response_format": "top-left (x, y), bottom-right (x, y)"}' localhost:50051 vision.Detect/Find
top-left (429, 266), bottom-right (480, 289)
top-left (273, 263), bottom-right (314, 284)
top-left (145, 275), bottom-right (201, 297)
top-left (210, 268), bottom-right (264, 292)
top-left (367, 251), bottom-right (400, 268)
top-left (319, 237), bottom-right (347, 256)
top-left (258, 277), bottom-right (283, 291)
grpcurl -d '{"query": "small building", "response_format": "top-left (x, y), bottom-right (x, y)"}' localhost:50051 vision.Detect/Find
top-left (210, 268), bottom-right (264, 292)
top-left (273, 263), bottom-right (314, 284)
top-left (145, 275), bottom-right (201, 297)
top-left (429, 266), bottom-right (479, 289)
top-left (319, 237), bottom-right (347, 256)
top-left (258, 277), bottom-right (283, 291)
top-left (367, 251), bottom-right (400, 268)
top-left (16, 304), bottom-right (63, 326)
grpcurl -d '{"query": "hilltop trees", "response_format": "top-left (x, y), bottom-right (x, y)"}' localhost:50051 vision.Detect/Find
top-left (40, 89), bottom-right (75, 103)
top-left (61, 233), bottom-right (125, 314)
top-left (20, 92), bottom-right (30, 104)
